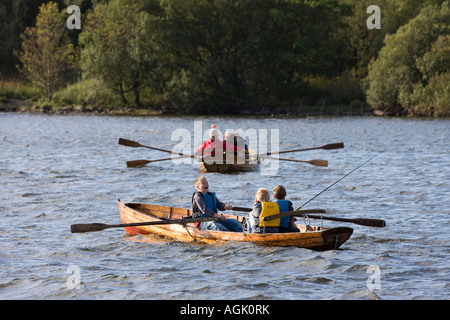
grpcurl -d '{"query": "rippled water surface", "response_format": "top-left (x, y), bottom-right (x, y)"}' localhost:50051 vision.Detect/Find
top-left (0, 113), bottom-right (448, 300)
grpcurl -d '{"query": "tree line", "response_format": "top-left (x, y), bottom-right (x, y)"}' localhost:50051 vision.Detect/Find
top-left (1, 0), bottom-right (449, 116)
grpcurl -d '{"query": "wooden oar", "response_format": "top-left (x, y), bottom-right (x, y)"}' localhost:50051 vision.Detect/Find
top-left (70, 216), bottom-right (219, 233)
top-left (262, 209), bottom-right (326, 220)
top-left (126, 156), bottom-right (188, 167)
top-left (232, 207), bottom-right (324, 216)
top-left (232, 207), bottom-right (385, 228)
top-left (263, 142), bottom-right (344, 156)
top-left (118, 138), bottom-right (194, 158)
top-left (262, 157), bottom-right (328, 167)
top-left (296, 215), bottom-right (386, 228)
top-left (231, 207), bottom-right (252, 212)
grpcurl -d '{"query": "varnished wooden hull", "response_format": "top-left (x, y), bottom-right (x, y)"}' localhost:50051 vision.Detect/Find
top-left (197, 151), bottom-right (260, 173)
top-left (198, 161), bottom-right (259, 173)
top-left (118, 201), bottom-right (353, 251)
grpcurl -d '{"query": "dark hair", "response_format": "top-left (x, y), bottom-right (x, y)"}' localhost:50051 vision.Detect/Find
top-left (273, 185), bottom-right (286, 199)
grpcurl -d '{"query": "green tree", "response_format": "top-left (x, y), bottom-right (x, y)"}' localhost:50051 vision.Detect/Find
top-left (0, 0), bottom-right (27, 77)
top-left (155, 0), bottom-right (350, 113)
top-left (0, 0), bottom-right (53, 77)
top-left (408, 35), bottom-right (450, 116)
top-left (364, 2), bottom-right (450, 116)
top-left (341, 0), bottom-right (446, 79)
top-left (79, 0), bottom-right (155, 106)
top-left (15, 2), bottom-right (76, 101)
top-left (269, 0), bottom-right (352, 104)
top-left (154, 0), bottom-right (271, 113)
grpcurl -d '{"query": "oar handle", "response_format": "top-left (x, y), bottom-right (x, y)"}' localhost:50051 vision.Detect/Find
top-left (233, 207), bottom-right (327, 220)
top-left (232, 206), bottom-right (252, 212)
top-left (263, 209), bottom-right (327, 221)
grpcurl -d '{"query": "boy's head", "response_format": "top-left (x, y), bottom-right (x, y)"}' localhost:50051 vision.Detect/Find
top-left (273, 185), bottom-right (286, 200)
top-left (195, 176), bottom-right (209, 193)
top-left (255, 188), bottom-right (270, 202)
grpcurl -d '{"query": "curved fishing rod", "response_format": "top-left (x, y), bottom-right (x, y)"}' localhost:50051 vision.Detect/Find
top-left (296, 152), bottom-right (383, 210)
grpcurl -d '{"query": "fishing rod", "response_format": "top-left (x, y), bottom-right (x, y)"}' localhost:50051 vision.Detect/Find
top-left (296, 152), bottom-right (383, 210)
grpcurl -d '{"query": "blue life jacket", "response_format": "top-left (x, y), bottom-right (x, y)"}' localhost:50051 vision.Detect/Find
top-left (275, 200), bottom-right (291, 228)
top-left (192, 192), bottom-right (217, 218)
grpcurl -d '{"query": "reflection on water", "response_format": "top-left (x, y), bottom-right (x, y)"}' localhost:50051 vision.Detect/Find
top-left (0, 113), bottom-right (449, 299)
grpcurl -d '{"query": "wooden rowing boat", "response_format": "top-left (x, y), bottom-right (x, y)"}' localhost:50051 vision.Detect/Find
top-left (117, 201), bottom-right (353, 251)
top-left (197, 151), bottom-right (260, 174)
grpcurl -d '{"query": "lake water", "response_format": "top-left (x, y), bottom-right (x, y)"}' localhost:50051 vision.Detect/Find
top-left (0, 113), bottom-right (448, 301)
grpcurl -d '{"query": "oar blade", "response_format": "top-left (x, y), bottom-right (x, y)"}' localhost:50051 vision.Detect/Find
top-left (309, 159), bottom-right (328, 167)
top-left (71, 223), bottom-right (109, 233)
top-left (269, 157), bottom-right (328, 167)
top-left (118, 138), bottom-right (142, 148)
top-left (321, 142), bottom-right (344, 150)
top-left (354, 218), bottom-right (386, 228)
top-left (126, 159), bottom-right (151, 167)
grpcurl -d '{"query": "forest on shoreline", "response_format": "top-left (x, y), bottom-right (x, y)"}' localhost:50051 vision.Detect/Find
top-left (0, 0), bottom-right (449, 117)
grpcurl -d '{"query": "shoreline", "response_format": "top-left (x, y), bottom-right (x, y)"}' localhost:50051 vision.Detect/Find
top-left (0, 98), bottom-right (381, 117)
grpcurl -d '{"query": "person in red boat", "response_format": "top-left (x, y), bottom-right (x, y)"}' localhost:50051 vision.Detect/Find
top-left (194, 125), bottom-right (243, 161)
top-left (194, 124), bottom-right (221, 157)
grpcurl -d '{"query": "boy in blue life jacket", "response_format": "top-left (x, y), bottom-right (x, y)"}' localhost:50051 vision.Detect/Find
top-left (273, 185), bottom-right (300, 233)
top-left (192, 176), bottom-right (243, 232)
